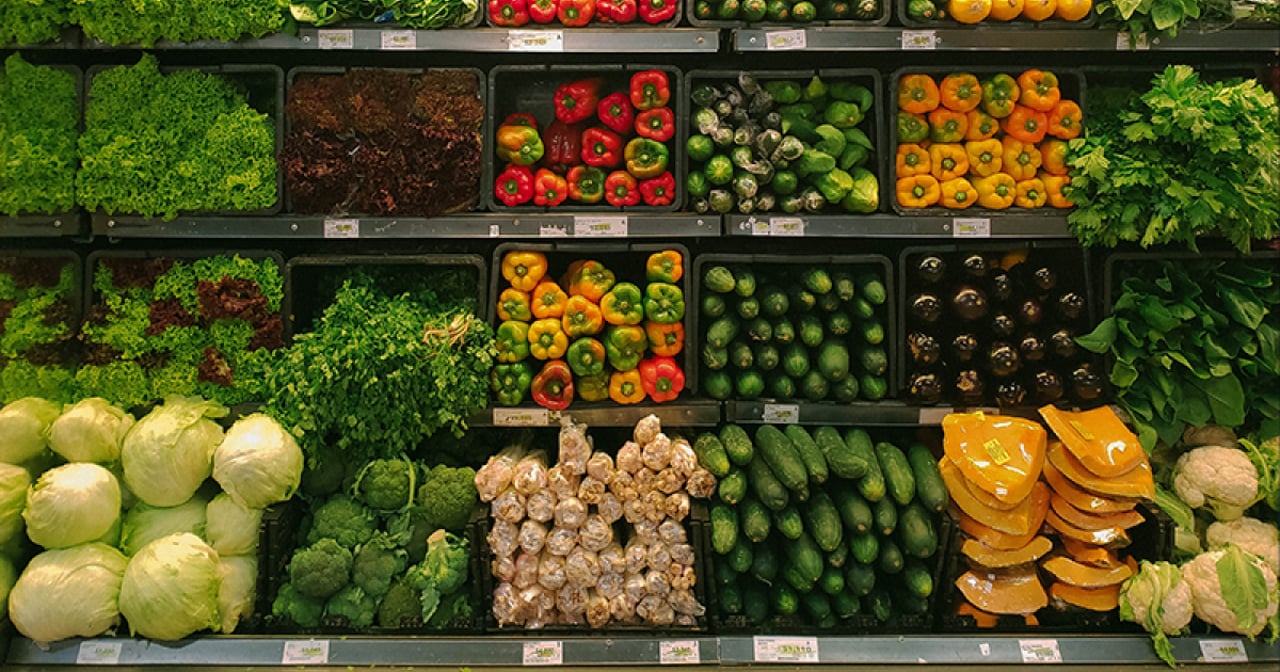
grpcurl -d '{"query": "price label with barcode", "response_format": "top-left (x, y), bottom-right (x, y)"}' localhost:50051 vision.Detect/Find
top-left (574, 215), bottom-right (628, 237)
top-left (489, 223), bottom-right (502, 237)
top-left (765, 30), bottom-right (807, 50)
top-left (380, 30), bottom-right (416, 50)
top-left (762, 403), bottom-right (800, 424)
top-left (901, 30), bottom-right (938, 50)
top-left (753, 636), bottom-right (819, 663)
top-left (523, 641), bottom-right (563, 666)
top-left (953, 217), bottom-right (991, 238)
top-left (1019, 639), bottom-right (1062, 664)
top-left (769, 217), bottom-right (805, 237)
top-left (282, 640), bottom-right (330, 665)
top-left (659, 640), bottom-right (700, 665)
top-left (1115, 32), bottom-right (1151, 50)
top-left (77, 642), bottom-right (122, 665)
top-left (1200, 639), bottom-right (1248, 663)
top-left (316, 29), bottom-right (353, 49)
top-left (509, 30), bottom-right (565, 52)
top-left (493, 408), bottom-right (551, 427)
top-left (324, 218), bottom-right (359, 239)
top-left (743, 216), bottom-right (770, 236)
top-left (539, 224), bottom-right (569, 237)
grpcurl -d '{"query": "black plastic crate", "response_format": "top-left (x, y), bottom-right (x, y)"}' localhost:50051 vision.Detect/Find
top-left (282, 67), bottom-right (486, 217)
top-left (690, 252), bottom-right (896, 400)
top-left (895, 0), bottom-right (1097, 29)
top-left (487, 0), bottom-right (682, 27)
top-left (686, 0), bottom-right (891, 28)
top-left (896, 241), bottom-right (1102, 409)
top-left (684, 68), bottom-right (889, 216)
top-left (0, 63), bottom-right (82, 221)
top-left (485, 64), bottom-right (684, 213)
top-left (887, 66), bottom-right (1085, 218)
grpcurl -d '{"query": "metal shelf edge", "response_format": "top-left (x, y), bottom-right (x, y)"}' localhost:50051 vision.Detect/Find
top-left (472, 400), bottom-right (722, 428)
top-left (0, 216), bottom-right (82, 238)
top-left (733, 27), bottom-right (1280, 51)
top-left (723, 214), bottom-right (1072, 238)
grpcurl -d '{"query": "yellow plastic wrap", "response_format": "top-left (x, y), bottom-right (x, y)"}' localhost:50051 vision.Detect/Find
top-left (1041, 555), bottom-right (1135, 588)
top-left (943, 412), bottom-right (1047, 504)
top-left (941, 457), bottom-right (1050, 536)
top-left (955, 564), bottom-right (1048, 615)
top-left (1050, 494), bottom-right (1146, 531)
top-left (1043, 459), bottom-right (1139, 514)
top-left (1039, 405), bottom-right (1145, 478)
top-left (953, 508), bottom-right (1041, 551)
top-left (960, 536), bottom-right (1053, 569)
top-left (1046, 440), bottom-right (1155, 500)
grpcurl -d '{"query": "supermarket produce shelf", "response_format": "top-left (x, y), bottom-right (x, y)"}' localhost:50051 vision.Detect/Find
top-left (723, 214), bottom-right (1072, 238)
top-left (473, 400), bottom-right (722, 428)
top-left (732, 27), bottom-right (1280, 52)
top-left (0, 215), bottom-right (82, 238)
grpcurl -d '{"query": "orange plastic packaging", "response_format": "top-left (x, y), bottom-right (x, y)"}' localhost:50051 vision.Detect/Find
top-left (954, 508), bottom-right (1042, 550)
top-left (961, 535), bottom-right (1053, 568)
top-left (1043, 459), bottom-right (1139, 514)
top-left (1046, 440), bottom-right (1155, 500)
top-left (941, 457), bottom-right (1050, 536)
top-left (1041, 555), bottom-right (1135, 588)
top-left (1050, 494), bottom-right (1146, 531)
top-left (943, 412), bottom-right (1047, 504)
top-left (1038, 405), bottom-right (1145, 478)
top-left (955, 564), bottom-right (1048, 615)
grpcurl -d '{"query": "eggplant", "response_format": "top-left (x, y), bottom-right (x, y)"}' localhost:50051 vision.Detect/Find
top-left (951, 285), bottom-right (989, 321)
top-left (1018, 334), bottom-right (1046, 362)
top-left (955, 370), bottom-right (986, 406)
top-left (1032, 266), bottom-right (1057, 292)
top-left (1033, 369), bottom-right (1064, 404)
top-left (917, 256), bottom-right (946, 285)
top-left (1017, 299), bottom-right (1043, 326)
top-left (961, 254), bottom-right (988, 278)
top-left (1071, 364), bottom-right (1105, 402)
top-left (991, 312), bottom-right (1016, 338)
top-left (987, 342), bottom-right (1020, 377)
top-left (1057, 292), bottom-right (1086, 321)
top-left (909, 293), bottom-right (943, 324)
top-left (1050, 328), bottom-right (1077, 359)
top-left (908, 332), bottom-right (941, 367)
top-left (952, 333), bottom-right (980, 363)
top-left (989, 273), bottom-right (1013, 303)
top-left (995, 380), bottom-right (1026, 407)
top-left (908, 372), bottom-right (943, 405)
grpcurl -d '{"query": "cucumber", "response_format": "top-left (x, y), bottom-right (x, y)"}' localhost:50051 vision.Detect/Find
top-left (711, 503), bottom-right (739, 555)
top-left (857, 273), bottom-right (887, 305)
top-left (743, 585), bottom-right (770, 623)
top-left (803, 267), bottom-right (833, 295)
top-left (755, 425), bottom-right (809, 494)
top-left (803, 491), bottom-right (844, 553)
top-left (693, 433), bottom-right (731, 477)
top-left (833, 587), bottom-right (861, 618)
top-left (740, 497), bottom-right (773, 543)
top-left (748, 455), bottom-right (790, 511)
top-left (737, 297), bottom-right (761, 320)
top-left (819, 565), bottom-right (846, 596)
top-left (768, 374), bottom-right (797, 400)
top-left (783, 425), bottom-right (829, 484)
top-left (754, 343), bottom-right (781, 371)
top-left (736, 370), bottom-right (766, 399)
top-left (745, 317), bottom-right (772, 341)
top-left (873, 497), bottom-right (897, 537)
top-left (715, 559), bottom-right (738, 586)
top-left (720, 424), bottom-right (754, 466)
top-left (782, 343), bottom-right (810, 378)
top-left (850, 297), bottom-right (875, 320)
top-left (702, 343), bottom-right (729, 371)
top-left (718, 467), bottom-right (748, 504)
top-left (907, 444), bottom-right (949, 513)
top-left (773, 505), bottom-right (805, 540)
top-left (772, 318), bottom-right (796, 344)
top-left (760, 285), bottom-right (790, 317)
top-left (818, 291), bottom-right (841, 313)
top-left (772, 582), bottom-right (800, 614)
top-left (826, 540), bottom-right (849, 569)
top-left (752, 541), bottom-right (780, 583)
top-left (877, 538), bottom-right (905, 575)
top-left (729, 340), bottom-right (755, 369)
top-left (845, 562), bottom-right (876, 596)
top-left (787, 532), bottom-right (825, 586)
top-left (831, 487), bottom-right (873, 534)
top-left (862, 320), bottom-right (885, 345)
top-left (703, 266), bottom-right (735, 294)
top-left (800, 370), bottom-right (829, 402)
top-left (903, 559), bottom-right (934, 599)
top-left (720, 581), bottom-right (743, 614)
top-left (895, 588), bottom-right (929, 615)
top-left (705, 316), bottom-right (739, 348)
top-left (831, 375), bottom-right (860, 402)
top-left (865, 585), bottom-right (893, 622)
top-left (849, 532), bottom-right (879, 566)
top-left (814, 426), bottom-right (868, 480)
top-left (802, 591), bottom-right (833, 621)
top-left (788, 284), bottom-right (817, 312)
top-left (703, 371), bottom-right (733, 400)
top-left (782, 561), bottom-right (816, 593)
top-left (701, 293), bottom-right (727, 319)
top-left (898, 502), bottom-right (938, 559)
top-left (833, 272), bottom-right (856, 302)
top-left (859, 347), bottom-right (888, 377)
top-left (728, 539), bottom-right (754, 573)
top-left (860, 374), bottom-right (888, 401)
top-left (875, 441), bottom-right (916, 506)
top-left (844, 428), bottom-right (885, 502)
top-left (733, 267), bottom-right (757, 297)
top-left (799, 315), bottom-right (825, 347)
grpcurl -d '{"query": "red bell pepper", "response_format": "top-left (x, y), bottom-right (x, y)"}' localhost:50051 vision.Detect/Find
top-left (532, 360), bottom-right (574, 411)
top-left (605, 171), bottom-right (640, 207)
top-left (489, 0), bottom-right (530, 25)
top-left (543, 119), bottom-right (586, 174)
top-left (502, 112), bottom-right (538, 129)
top-left (596, 92), bottom-right (634, 135)
top-left (638, 356), bottom-right (684, 403)
top-left (629, 70), bottom-right (670, 111)
top-left (534, 168), bottom-right (569, 207)
top-left (554, 78), bottom-right (604, 124)
top-left (635, 106), bottom-right (674, 142)
top-left (580, 127), bottom-right (623, 168)
top-left (495, 164), bottom-right (534, 206)
top-left (638, 171), bottom-right (675, 207)
top-left (557, 0), bottom-right (596, 25)
top-left (598, 0), bottom-right (637, 22)
top-left (567, 165), bottom-right (606, 204)
top-left (529, 0), bottom-right (558, 23)
top-left (638, 0), bottom-right (677, 23)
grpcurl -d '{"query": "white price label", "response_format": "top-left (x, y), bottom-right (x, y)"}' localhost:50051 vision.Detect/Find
top-left (493, 408), bottom-right (551, 427)
top-left (523, 641), bottom-right (563, 666)
top-left (281, 640), bottom-right (330, 665)
top-left (1019, 639), bottom-right (1062, 664)
top-left (659, 640), bottom-right (700, 665)
top-left (952, 217), bottom-right (991, 238)
top-left (901, 29), bottom-right (938, 50)
top-left (769, 217), bottom-right (805, 237)
top-left (323, 218), bottom-right (360, 239)
top-left (77, 641), bottom-right (122, 665)
top-left (744, 216), bottom-right (771, 236)
top-left (917, 407), bottom-right (951, 425)
top-left (539, 224), bottom-right (569, 237)
top-left (508, 30), bottom-right (565, 52)
top-left (1200, 639), bottom-right (1248, 663)
top-left (1115, 32), bottom-right (1150, 50)
top-left (762, 403), bottom-right (800, 424)
top-left (765, 30), bottom-right (807, 50)
top-left (380, 30), bottom-right (416, 49)
top-left (753, 636), bottom-right (819, 663)
top-left (316, 29), bottom-right (353, 49)
top-left (979, 643), bottom-right (992, 657)
top-left (489, 224), bottom-right (502, 237)
top-left (574, 215), bottom-right (628, 237)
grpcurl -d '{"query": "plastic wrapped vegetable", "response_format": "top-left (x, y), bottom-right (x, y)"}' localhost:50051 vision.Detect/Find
top-left (599, 543), bottom-right (627, 575)
top-left (579, 514), bottom-right (614, 552)
top-left (538, 552), bottom-right (567, 591)
top-left (578, 475), bottom-right (607, 505)
top-left (599, 492), bottom-right (624, 523)
top-left (476, 446), bottom-right (523, 502)
top-left (686, 468), bottom-right (717, 499)
top-left (554, 496), bottom-right (588, 529)
top-left (617, 441), bottom-right (643, 473)
top-left (566, 546), bottom-right (602, 587)
top-left (519, 520), bottom-right (549, 555)
top-left (610, 592), bottom-right (637, 622)
top-left (642, 433), bottom-right (673, 471)
top-left (488, 519), bottom-right (519, 558)
top-left (634, 414), bottom-right (662, 446)
top-left (559, 418), bottom-right (591, 475)
top-left (512, 451), bottom-right (550, 497)
top-left (587, 451), bottom-right (616, 484)
top-left (513, 551), bottom-right (540, 589)
top-left (493, 490), bottom-right (527, 524)
top-left (598, 572), bottom-right (625, 599)
top-left (586, 589), bottom-right (611, 628)
top-left (492, 554), bottom-right (516, 583)
top-left (546, 527), bottom-right (578, 556)
top-left (526, 490), bottom-right (557, 523)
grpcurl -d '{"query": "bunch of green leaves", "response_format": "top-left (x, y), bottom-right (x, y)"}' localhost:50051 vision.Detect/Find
top-left (0, 360), bottom-right (78, 403)
top-left (382, 0), bottom-right (479, 28)
top-left (0, 260), bottom-right (75, 357)
top-left (1077, 258), bottom-right (1280, 452)
top-left (73, 0), bottom-right (285, 46)
top-left (1066, 66), bottom-right (1280, 253)
top-left (0, 0), bottom-right (69, 46)
top-left (1096, 0), bottom-right (1203, 42)
top-left (77, 55), bottom-right (277, 220)
top-left (0, 54), bottom-right (78, 216)
top-left (259, 269), bottom-right (495, 467)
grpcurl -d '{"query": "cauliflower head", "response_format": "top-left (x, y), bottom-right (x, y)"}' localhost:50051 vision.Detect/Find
top-left (1173, 446), bottom-right (1260, 521)
top-left (355, 456), bottom-right (417, 511)
top-left (1181, 544), bottom-right (1279, 639)
top-left (325, 584), bottom-right (377, 627)
top-left (306, 494), bottom-right (377, 548)
top-left (288, 537), bottom-right (352, 600)
top-left (1120, 560), bottom-right (1193, 666)
top-left (1207, 517), bottom-right (1280, 574)
top-left (272, 582), bottom-right (325, 628)
top-left (416, 465), bottom-right (479, 532)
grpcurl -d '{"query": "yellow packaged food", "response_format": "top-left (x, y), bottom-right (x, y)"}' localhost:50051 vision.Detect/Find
top-left (941, 457), bottom-right (1050, 536)
top-left (1043, 458), bottom-right (1139, 514)
top-left (1049, 582), bottom-right (1120, 612)
top-left (1047, 440), bottom-right (1155, 500)
top-left (961, 535), bottom-right (1053, 569)
top-left (1049, 494), bottom-right (1146, 531)
top-left (954, 508), bottom-right (1041, 550)
top-left (1042, 555), bottom-right (1135, 588)
top-left (1039, 405), bottom-right (1146, 478)
top-left (1045, 508), bottom-right (1132, 548)
top-left (943, 412), bottom-right (1047, 504)
top-left (955, 564), bottom-right (1048, 615)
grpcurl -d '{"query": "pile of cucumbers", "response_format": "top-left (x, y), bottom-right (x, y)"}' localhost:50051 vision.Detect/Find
top-left (699, 263), bottom-right (890, 402)
top-left (697, 424), bottom-right (949, 628)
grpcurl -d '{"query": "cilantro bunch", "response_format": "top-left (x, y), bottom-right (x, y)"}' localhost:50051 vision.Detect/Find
top-left (74, 0), bottom-right (285, 46)
top-left (1066, 66), bottom-right (1280, 252)
top-left (0, 0), bottom-right (69, 46)
top-left (0, 54), bottom-right (77, 216)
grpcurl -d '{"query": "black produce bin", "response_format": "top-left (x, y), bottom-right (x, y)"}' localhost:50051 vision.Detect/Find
top-left (687, 0), bottom-right (891, 28)
top-left (684, 68), bottom-right (889, 216)
top-left (0, 64), bottom-right (82, 224)
top-left (690, 252), bottom-right (896, 400)
top-left (486, 64), bottom-right (684, 213)
top-left (895, 0), bottom-right (1097, 29)
top-left (886, 66), bottom-right (1085, 219)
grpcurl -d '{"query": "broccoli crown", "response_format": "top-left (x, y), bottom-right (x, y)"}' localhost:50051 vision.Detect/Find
top-left (325, 584), bottom-right (378, 628)
top-left (273, 582), bottom-right (325, 628)
top-left (289, 537), bottom-right (353, 600)
top-left (377, 576), bottom-right (421, 628)
top-left (351, 533), bottom-right (409, 597)
top-left (426, 591), bottom-right (474, 629)
top-left (306, 494), bottom-right (377, 548)
top-left (355, 457), bottom-right (417, 511)
top-left (301, 443), bottom-right (351, 498)
top-left (415, 465), bottom-right (479, 532)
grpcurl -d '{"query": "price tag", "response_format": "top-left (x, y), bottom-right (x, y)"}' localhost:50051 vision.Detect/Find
top-left (574, 215), bottom-right (628, 237)
top-left (753, 636), bottom-right (819, 663)
top-left (917, 407), bottom-right (950, 425)
top-left (901, 29), bottom-right (938, 50)
top-left (77, 641), bottom-right (122, 665)
top-left (1018, 639), bottom-right (1062, 664)
top-left (744, 216), bottom-right (771, 236)
top-left (316, 29), bottom-right (354, 49)
top-left (380, 30), bottom-right (416, 50)
top-left (659, 640), bottom-right (700, 665)
top-left (281, 640), bottom-right (330, 665)
top-left (1115, 32), bottom-right (1150, 50)
top-left (953, 217), bottom-right (991, 238)
top-left (762, 403), bottom-right (800, 424)
top-left (769, 217), bottom-right (805, 237)
top-left (765, 30), bottom-right (807, 50)
top-left (489, 224), bottom-right (502, 237)
top-left (984, 438), bottom-right (1011, 465)
top-left (509, 30), bottom-right (565, 52)
top-left (1200, 639), bottom-right (1248, 663)
top-left (979, 643), bottom-right (992, 657)
top-left (493, 408), bottom-right (551, 427)
top-left (323, 218), bottom-right (360, 239)
top-left (539, 224), bottom-right (569, 237)
top-left (523, 641), bottom-right (563, 666)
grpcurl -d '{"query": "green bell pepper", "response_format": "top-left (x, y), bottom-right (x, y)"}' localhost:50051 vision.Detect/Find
top-left (600, 282), bottom-right (645, 326)
top-left (829, 82), bottom-right (874, 113)
top-left (644, 283), bottom-right (685, 324)
top-left (824, 101), bottom-right (863, 129)
top-left (605, 325), bottom-right (647, 372)
top-left (815, 168), bottom-right (854, 204)
top-left (577, 371), bottom-right (611, 402)
top-left (624, 138), bottom-right (669, 179)
top-left (490, 362), bottom-right (534, 406)
top-left (566, 337), bottom-right (607, 378)
top-left (897, 111), bottom-right (929, 144)
top-left (496, 320), bottom-right (531, 363)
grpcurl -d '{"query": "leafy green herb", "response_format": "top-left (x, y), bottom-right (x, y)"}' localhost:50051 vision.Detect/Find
top-left (0, 0), bottom-right (69, 46)
top-left (0, 54), bottom-right (77, 216)
top-left (73, 0), bottom-right (285, 46)
top-left (1096, 0), bottom-right (1203, 43)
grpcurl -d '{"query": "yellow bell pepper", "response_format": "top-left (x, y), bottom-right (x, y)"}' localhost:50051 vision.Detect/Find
top-left (1041, 172), bottom-right (1073, 208)
top-left (1015, 177), bottom-right (1048, 208)
top-left (1039, 139), bottom-right (1070, 176)
top-left (568, 259), bottom-right (616, 303)
top-left (965, 109), bottom-right (1000, 141)
top-left (928, 143), bottom-right (969, 182)
top-left (974, 174), bottom-right (1016, 210)
top-left (501, 251), bottom-right (547, 292)
top-left (897, 175), bottom-right (941, 208)
top-left (497, 288), bottom-right (532, 322)
top-left (562, 295), bottom-right (605, 338)
top-left (1001, 138), bottom-right (1042, 181)
top-left (940, 177), bottom-right (976, 209)
top-left (609, 369), bottom-right (646, 405)
top-left (965, 139), bottom-right (1004, 178)
top-left (528, 318), bottom-right (569, 360)
top-left (896, 143), bottom-right (931, 178)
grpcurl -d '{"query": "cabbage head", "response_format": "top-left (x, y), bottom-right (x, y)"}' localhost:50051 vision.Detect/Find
top-left (122, 397), bottom-right (227, 507)
top-left (9, 543), bottom-right (128, 643)
top-left (0, 397), bottom-right (61, 463)
top-left (119, 495), bottom-right (209, 557)
top-left (0, 463), bottom-right (31, 546)
top-left (23, 463), bottom-right (122, 549)
top-left (48, 398), bottom-right (135, 464)
top-left (0, 553), bottom-right (15, 618)
top-left (119, 532), bottom-right (223, 640)
top-left (213, 413), bottom-right (303, 509)
top-left (205, 493), bottom-right (262, 556)
top-left (218, 554), bottom-right (258, 634)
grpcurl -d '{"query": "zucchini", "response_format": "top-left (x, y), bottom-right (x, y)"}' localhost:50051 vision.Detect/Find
top-left (718, 467), bottom-right (748, 505)
top-left (902, 559), bottom-right (934, 599)
top-left (711, 503), bottom-right (739, 555)
top-left (752, 542), bottom-right (780, 583)
top-left (849, 532), bottom-right (879, 566)
top-left (772, 582), bottom-right (801, 614)
top-left (815, 425), bottom-right (868, 480)
top-left (784, 424), bottom-right (829, 484)
top-left (705, 316), bottom-right (739, 348)
top-left (733, 267), bottom-right (757, 297)
top-left (720, 581), bottom-right (744, 614)
top-left (773, 505), bottom-right (805, 540)
top-left (907, 444), bottom-right (949, 513)
top-left (873, 497), bottom-right (897, 537)
top-left (772, 317), bottom-right (796, 344)
top-left (799, 315), bottom-right (825, 347)
top-left (730, 340), bottom-right (755, 369)
top-left (755, 425), bottom-right (810, 494)
top-left (740, 497), bottom-right (773, 543)
top-left (800, 370), bottom-right (829, 402)
top-left (693, 433), bottom-right (731, 477)
top-left (875, 441), bottom-right (916, 507)
top-left (877, 537), bottom-right (904, 574)
top-left (748, 455), bottom-right (790, 511)
top-left (845, 562), bottom-right (876, 596)
top-left (760, 285), bottom-right (790, 317)
top-left (833, 588), bottom-right (861, 619)
top-left (720, 424), bottom-right (754, 466)
top-left (865, 585), bottom-right (893, 622)
top-left (844, 428), bottom-right (885, 502)
top-left (803, 491), bottom-right (844, 553)
top-left (728, 539), bottom-right (755, 573)
top-left (786, 532), bottom-right (825, 586)
top-left (831, 487), bottom-right (873, 534)
top-left (743, 585), bottom-right (770, 623)
top-left (703, 265), bottom-right (736, 294)
top-left (819, 565), bottom-right (846, 596)
top-left (857, 273), bottom-right (887, 305)
top-left (737, 296), bottom-right (761, 320)
top-left (897, 502), bottom-right (938, 560)
top-left (702, 292), bottom-right (727, 319)
top-left (833, 271), bottom-right (856, 302)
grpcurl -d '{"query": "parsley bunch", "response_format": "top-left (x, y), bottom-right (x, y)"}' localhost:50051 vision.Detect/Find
top-left (1067, 66), bottom-right (1280, 252)
top-left (0, 54), bottom-right (77, 216)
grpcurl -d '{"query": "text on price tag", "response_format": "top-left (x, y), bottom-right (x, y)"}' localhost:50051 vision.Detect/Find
top-left (77, 641), bottom-right (122, 665)
top-left (539, 224), bottom-right (569, 237)
top-left (323, 218), bottom-right (359, 239)
top-left (281, 640), bottom-right (330, 665)
top-left (1115, 32), bottom-right (1151, 50)
top-left (769, 217), bottom-right (805, 236)
top-left (523, 641), bottom-right (563, 666)
top-left (762, 403), bottom-right (800, 424)
top-left (953, 217), bottom-right (991, 238)
top-left (901, 29), bottom-right (938, 50)
top-left (1200, 639), bottom-right (1248, 663)
top-left (316, 29), bottom-right (353, 49)
top-left (509, 30), bottom-right (564, 51)
top-left (1019, 639), bottom-right (1062, 663)
top-left (659, 640), bottom-right (700, 665)
top-left (574, 215), bottom-right (628, 237)
top-left (753, 636), bottom-right (819, 663)
top-left (380, 30), bottom-right (416, 50)
top-left (765, 30), bottom-right (806, 50)
top-left (493, 408), bottom-right (551, 427)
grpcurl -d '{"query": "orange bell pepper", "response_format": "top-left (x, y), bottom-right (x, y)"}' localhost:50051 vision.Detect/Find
top-left (1041, 173), bottom-right (1073, 208)
top-left (989, 0), bottom-right (1024, 20)
top-left (928, 108), bottom-right (970, 143)
top-left (898, 74), bottom-right (940, 114)
top-left (497, 288), bottom-right (532, 322)
top-left (562, 295), bottom-right (604, 338)
top-left (1002, 137), bottom-right (1042, 180)
top-left (974, 173), bottom-right (1017, 210)
top-left (1048, 100), bottom-right (1082, 140)
top-left (609, 369), bottom-right (645, 405)
top-left (531, 280), bottom-right (568, 319)
top-left (1017, 70), bottom-right (1061, 112)
top-left (1039, 139), bottom-right (1070, 175)
top-left (1015, 177), bottom-right (1048, 208)
top-left (940, 73), bottom-right (982, 113)
top-left (567, 259), bottom-right (616, 302)
top-left (928, 143), bottom-right (970, 182)
top-left (897, 175), bottom-right (941, 208)
top-left (1054, 0), bottom-right (1090, 21)
top-left (645, 320), bottom-right (684, 357)
top-left (897, 143), bottom-right (931, 178)
top-left (940, 177), bottom-right (977, 209)
top-left (965, 109), bottom-right (999, 141)
top-left (1002, 104), bottom-right (1048, 144)
top-left (501, 250), bottom-right (547, 292)
top-left (645, 250), bottom-right (683, 283)
top-left (965, 139), bottom-right (1004, 178)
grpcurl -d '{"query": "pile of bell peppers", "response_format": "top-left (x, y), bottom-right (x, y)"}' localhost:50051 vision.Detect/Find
top-left (488, 0), bottom-right (678, 27)
top-left (492, 249), bottom-right (688, 410)
top-left (894, 69), bottom-right (1080, 211)
top-left (493, 70), bottom-right (678, 209)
